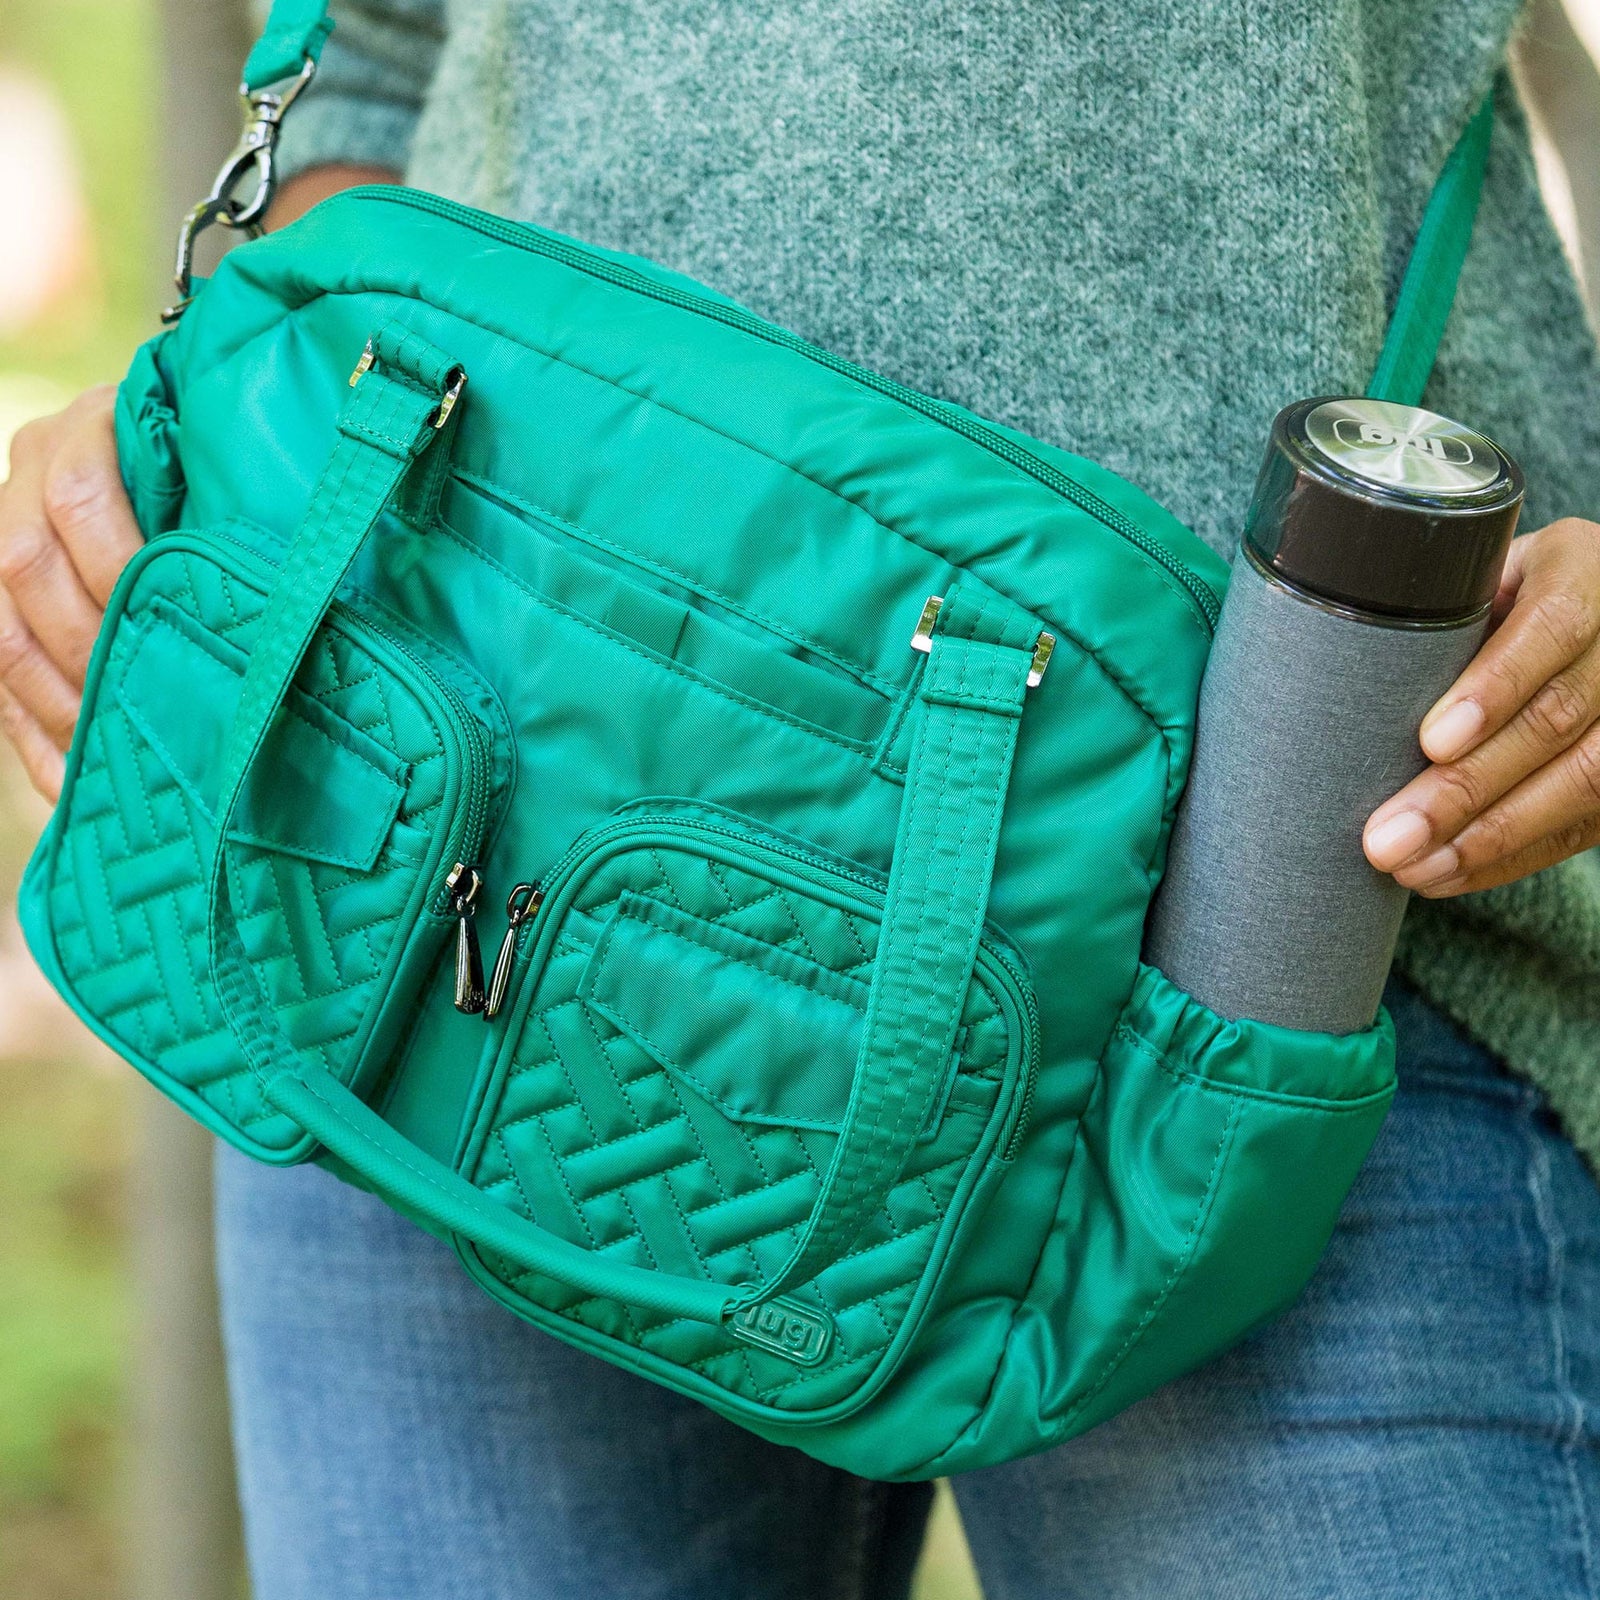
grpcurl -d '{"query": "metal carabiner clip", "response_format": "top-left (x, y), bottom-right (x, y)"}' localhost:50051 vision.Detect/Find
top-left (163, 56), bottom-right (317, 322)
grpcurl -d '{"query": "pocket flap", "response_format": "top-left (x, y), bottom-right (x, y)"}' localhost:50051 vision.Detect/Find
top-left (582, 892), bottom-right (871, 1133)
top-left (117, 600), bottom-right (406, 872)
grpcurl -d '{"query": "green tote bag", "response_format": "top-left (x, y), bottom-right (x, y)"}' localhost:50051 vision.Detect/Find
top-left (18, 1), bottom-right (1494, 1479)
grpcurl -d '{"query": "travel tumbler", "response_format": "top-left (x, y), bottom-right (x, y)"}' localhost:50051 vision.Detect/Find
top-left (1144, 397), bottom-right (1523, 1033)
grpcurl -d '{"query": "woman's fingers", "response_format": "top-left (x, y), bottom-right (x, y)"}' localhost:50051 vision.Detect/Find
top-left (0, 585), bottom-right (84, 750)
top-left (0, 389), bottom-right (141, 799)
top-left (1365, 518), bottom-right (1600, 882)
top-left (45, 387), bottom-right (143, 606)
top-left (1417, 519), bottom-right (1600, 764)
top-left (0, 681), bottom-right (65, 802)
top-left (1366, 631), bottom-right (1600, 869)
top-left (0, 453), bottom-right (110, 693)
top-left (1399, 734), bottom-right (1600, 896)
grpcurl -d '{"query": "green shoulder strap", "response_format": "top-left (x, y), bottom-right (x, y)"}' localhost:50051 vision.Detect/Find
top-left (243, 0), bottom-right (334, 93)
top-left (1367, 94), bottom-right (1496, 406)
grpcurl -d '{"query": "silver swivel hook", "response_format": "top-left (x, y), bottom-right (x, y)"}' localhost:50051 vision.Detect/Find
top-left (163, 56), bottom-right (316, 322)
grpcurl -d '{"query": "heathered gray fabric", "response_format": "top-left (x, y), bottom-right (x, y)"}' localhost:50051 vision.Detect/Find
top-left (1146, 550), bottom-right (1488, 1034)
top-left (272, 0), bottom-right (1600, 1162)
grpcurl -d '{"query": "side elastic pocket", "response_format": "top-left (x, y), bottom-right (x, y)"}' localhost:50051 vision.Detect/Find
top-left (1040, 963), bottom-right (1396, 1445)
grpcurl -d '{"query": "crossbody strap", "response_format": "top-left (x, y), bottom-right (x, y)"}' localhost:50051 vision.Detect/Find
top-left (243, 0), bottom-right (335, 93)
top-left (1366, 94), bottom-right (1496, 406)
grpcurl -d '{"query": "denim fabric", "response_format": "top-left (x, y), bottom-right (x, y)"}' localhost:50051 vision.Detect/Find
top-left (217, 979), bottom-right (1600, 1599)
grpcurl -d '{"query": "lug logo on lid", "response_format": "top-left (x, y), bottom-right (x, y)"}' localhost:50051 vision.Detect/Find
top-left (1333, 416), bottom-right (1475, 464)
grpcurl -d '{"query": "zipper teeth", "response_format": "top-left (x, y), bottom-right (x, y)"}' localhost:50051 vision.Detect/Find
top-left (372, 624), bottom-right (493, 895)
top-left (999, 954), bottom-right (1042, 1161)
top-left (518, 812), bottom-right (1041, 1133)
top-left (351, 187), bottom-right (1220, 634)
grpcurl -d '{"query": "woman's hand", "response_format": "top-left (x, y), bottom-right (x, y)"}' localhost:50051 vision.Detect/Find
top-left (0, 388), bottom-right (142, 801)
top-left (1364, 516), bottom-right (1600, 895)
top-left (0, 164), bottom-right (399, 805)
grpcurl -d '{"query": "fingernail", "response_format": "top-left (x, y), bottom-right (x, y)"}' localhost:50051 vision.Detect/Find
top-left (1365, 810), bottom-right (1432, 869)
top-left (1397, 844), bottom-right (1458, 888)
top-left (1421, 699), bottom-right (1483, 763)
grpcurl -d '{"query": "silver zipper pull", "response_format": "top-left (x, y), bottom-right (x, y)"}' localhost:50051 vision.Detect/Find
top-left (485, 880), bottom-right (544, 1021)
top-left (446, 862), bottom-right (487, 1014)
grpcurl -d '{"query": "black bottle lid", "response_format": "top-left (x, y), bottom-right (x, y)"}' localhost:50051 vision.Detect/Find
top-left (1243, 397), bottom-right (1524, 621)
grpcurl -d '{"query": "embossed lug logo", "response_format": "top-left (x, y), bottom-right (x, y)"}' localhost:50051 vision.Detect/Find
top-left (729, 1298), bottom-right (835, 1367)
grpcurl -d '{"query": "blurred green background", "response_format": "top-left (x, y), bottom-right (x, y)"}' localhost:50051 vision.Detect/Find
top-left (2, 1), bottom-right (1596, 1595)
top-left (0, 3), bottom-right (149, 1594)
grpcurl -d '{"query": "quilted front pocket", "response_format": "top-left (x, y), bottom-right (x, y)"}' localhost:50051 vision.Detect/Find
top-left (21, 528), bottom-right (508, 1163)
top-left (456, 803), bottom-right (1036, 1424)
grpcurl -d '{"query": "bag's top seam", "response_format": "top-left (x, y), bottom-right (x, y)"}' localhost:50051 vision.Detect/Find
top-left (173, 289), bottom-right (1189, 762)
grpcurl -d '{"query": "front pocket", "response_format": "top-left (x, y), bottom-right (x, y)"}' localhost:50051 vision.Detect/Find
top-left (440, 475), bottom-right (894, 751)
top-left (20, 530), bottom-right (508, 1163)
top-left (118, 596), bottom-right (407, 871)
top-left (455, 803), bottom-right (1036, 1424)
top-left (581, 893), bottom-right (969, 1136)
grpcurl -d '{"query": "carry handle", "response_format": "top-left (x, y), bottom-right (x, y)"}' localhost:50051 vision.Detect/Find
top-left (203, 328), bottom-right (732, 1325)
top-left (206, 326), bottom-right (1041, 1327)
top-left (257, 1059), bottom-right (739, 1322)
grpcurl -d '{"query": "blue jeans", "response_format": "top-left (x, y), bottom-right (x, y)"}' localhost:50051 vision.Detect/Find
top-left (216, 981), bottom-right (1600, 1599)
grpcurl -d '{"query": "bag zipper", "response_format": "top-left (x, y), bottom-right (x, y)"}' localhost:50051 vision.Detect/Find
top-left (479, 811), bottom-right (1039, 1152)
top-left (484, 879), bottom-right (542, 1020)
top-left (345, 186), bottom-right (1221, 634)
top-left (361, 620), bottom-right (496, 1013)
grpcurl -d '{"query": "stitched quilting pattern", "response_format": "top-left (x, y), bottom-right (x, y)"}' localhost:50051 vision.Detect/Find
top-left (468, 841), bottom-right (1015, 1416)
top-left (48, 543), bottom-right (455, 1153)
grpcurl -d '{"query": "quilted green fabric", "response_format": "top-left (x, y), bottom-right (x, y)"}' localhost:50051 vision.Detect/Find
top-left (42, 530), bottom-right (496, 1160)
top-left (464, 830), bottom-right (1021, 1419)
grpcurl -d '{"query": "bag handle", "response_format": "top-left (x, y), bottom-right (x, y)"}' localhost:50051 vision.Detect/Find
top-left (206, 326), bottom-right (1041, 1328)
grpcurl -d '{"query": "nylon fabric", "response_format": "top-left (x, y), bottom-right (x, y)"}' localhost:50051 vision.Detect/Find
top-left (204, 378), bottom-right (1042, 1324)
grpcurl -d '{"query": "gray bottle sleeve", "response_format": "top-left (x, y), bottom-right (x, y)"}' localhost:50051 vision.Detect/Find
top-left (1143, 549), bottom-right (1487, 1035)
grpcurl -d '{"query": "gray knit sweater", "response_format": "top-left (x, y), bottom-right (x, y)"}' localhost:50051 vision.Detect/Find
top-left (276, 0), bottom-right (1600, 1163)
